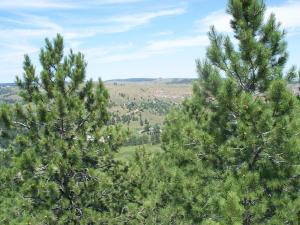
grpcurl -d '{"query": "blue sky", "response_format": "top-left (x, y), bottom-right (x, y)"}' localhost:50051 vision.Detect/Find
top-left (0, 0), bottom-right (299, 82)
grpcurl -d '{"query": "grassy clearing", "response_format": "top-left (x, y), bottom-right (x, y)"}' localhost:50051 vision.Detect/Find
top-left (115, 144), bottom-right (162, 162)
top-left (106, 81), bottom-right (192, 104)
top-left (0, 80), bottom-right (190, 160)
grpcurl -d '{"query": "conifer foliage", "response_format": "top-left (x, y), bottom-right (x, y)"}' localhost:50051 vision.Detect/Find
top-left (130, 0), bottom-right (300, 223)
top-left (0, 35), bottom-right (128, 224)
top-left (0, 0), bottom-right (300, 224)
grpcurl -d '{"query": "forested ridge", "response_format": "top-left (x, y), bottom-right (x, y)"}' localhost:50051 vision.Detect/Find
top-left (1, 0), bottom-right (300, 224)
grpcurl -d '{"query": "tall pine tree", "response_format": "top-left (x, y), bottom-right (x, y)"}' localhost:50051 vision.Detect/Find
top-left (127, 0), bottom-right (300, 224)
top-left (0, 34), bottom-right (130, 224)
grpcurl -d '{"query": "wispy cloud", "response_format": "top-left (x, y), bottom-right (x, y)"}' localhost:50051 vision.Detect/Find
top-left (0, 6), bottom-right (186, 41)
top-left (147, 35), bottom-right (209, 51)
top-left (0, 41), bottom-right (39, 79)
top-left (0, 0), bottom-right (74, 9)
top-left (85, 34), bottom-right (209, 64)
top-left (1, 0), bottom-right (299, 83)
top-left (267, 1), bottom-right (300, 32)
top-left (0, 1), bottom-right (187, 81)
top-left (0, 0), bottom-right (143, 9)
top-left (3, 13), bottom-right (62, 30)
top-left (100, 51), bottom-right (150, 63)
top-left (0, 43), bottom-right (38, 61)
top-left (91, 0), bottom-right (143, 5)
top-left (85, 7), bottom-right (186, 34)
top-left (82, 43), bottom-right (134, 60)
top-left (196, 0), bottom-right (300, 34)
top-left (196, 10), bottom-right (231, 33)
top-left (0, 13), bottom-right (94, 43)
top-left (106, 8), bottom-right (185, 24)
top-left (153, 31), bottom-right (174, 37)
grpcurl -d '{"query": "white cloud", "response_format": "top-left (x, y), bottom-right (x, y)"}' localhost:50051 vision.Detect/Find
top-left (0, 13), bottom-right (96, 44)
top-left (39, 8), bottom-right (185, 36)
top-left (0, 0), bottom-right (143, 9)
top-left (86, 34), bottom-right (209, 64)
top-left (153, 31), bottom-right (174, 37)
top-left (147, 35), bottom-right (209, 51)
top-left (81, 42), bottom-right (150, 64)
top-left (197, 10), bottom-right (231, 33)
top-left (91, 0), bottom-right (143, 4)
top-left (267, 1), bottom-right (300, 31)
top-left (62, 0), bottom-right (300, 70)
top-left (89, 7), bottom-right (186, 33)
top-left (100, 51), bottom-right (150, 63)
top-left (0, 41), bottom-right (39, 79)
top-left (107, 8), bottom-right (185, 24)
top-left (73, 7), bottom-right (186, 35)
top-left (0, 7), bottom-right (186, 43)
top-left (11, 13), bottom-right (62, 30)
top-left (196, 1), bottom-right (300, 34)
top-left (0, 0), bottom-right (74, 9)
top-left (0, 3), bottom-right (187, 81)
top-left (82, 43), bottom-right (134, 59)
top-left (0, 14), bottom-right (64, 41)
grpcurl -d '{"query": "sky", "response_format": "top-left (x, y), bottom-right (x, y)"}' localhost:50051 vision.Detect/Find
top-left (0, 0), bottom-right (299, 83)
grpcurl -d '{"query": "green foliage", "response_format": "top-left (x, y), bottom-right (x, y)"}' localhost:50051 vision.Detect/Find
top-left (1, 0), bottom-right (300, 224)
top-left (127, 0), bottom-right (300, 224)
top-left (0, 34), bottom-right (130, 224)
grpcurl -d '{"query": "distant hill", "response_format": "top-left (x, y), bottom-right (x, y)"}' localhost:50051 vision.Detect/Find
top-left (165, 78), bottom-right (196, 84)
top-left (0, 83), bottom-right (16, 87)
top-left (105, 78), bottom-right (156, 83)
top-left (0, 78), bottom-right (196, 86)
top-left (105, 78), bottom-right (196, 84)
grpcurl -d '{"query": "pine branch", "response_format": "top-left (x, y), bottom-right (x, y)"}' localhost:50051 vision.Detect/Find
top-left (75, 112), bottom-right (93, 132)
top-left (13, 121), bottom-right (30, 130)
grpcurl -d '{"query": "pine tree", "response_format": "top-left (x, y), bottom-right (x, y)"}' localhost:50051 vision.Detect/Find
top-left (129, 0), bottom-right (300, 223)
top-left (0, 34), bottom-right (130, 224)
